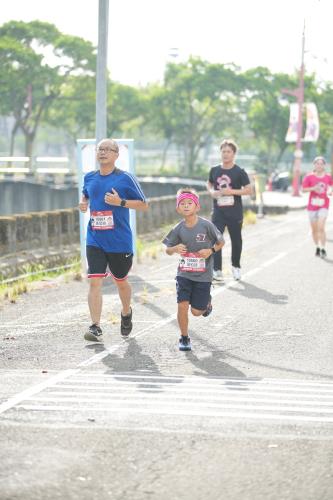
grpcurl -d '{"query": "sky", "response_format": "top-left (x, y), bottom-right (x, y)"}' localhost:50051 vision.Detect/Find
top-left (0, 0), bottom-right (332, 86)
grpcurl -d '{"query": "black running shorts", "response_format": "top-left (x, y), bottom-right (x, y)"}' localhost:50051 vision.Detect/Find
top-left (176, 276), bottom-right (211, 311)
top-left (86, 245), bottom-right (133, 280)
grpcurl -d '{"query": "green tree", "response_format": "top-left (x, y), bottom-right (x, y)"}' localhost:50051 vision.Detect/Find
top-left (242, 67), bottom-right (295, 170)
top-left (0, 20), bottom-right (95, 163)
top-left (243, 67), bottom-right (320, 171)
top-left (147, 57), bottom-right (245, 175)
top-left (47, 77), bottom-right (145, 149)
top-left (107, 82), bottom-right (145, 136)
top-left (315, 83), bottom-right (333, 164)
top-left (46, 75), bottom-right (96, 144)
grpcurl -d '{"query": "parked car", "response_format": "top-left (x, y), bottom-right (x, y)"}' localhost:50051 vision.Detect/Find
top-left (272, 171), bottom-right (290, 191)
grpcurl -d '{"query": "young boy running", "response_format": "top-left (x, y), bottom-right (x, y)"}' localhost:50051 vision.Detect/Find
top-left (163, 189), bottom-right (224, 351)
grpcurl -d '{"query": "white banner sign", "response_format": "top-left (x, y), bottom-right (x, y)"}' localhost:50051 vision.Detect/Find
top-left (303, 103), bottom-right (320, 142)
top-left (285, 102), bottom-right (320, 143)
top-left (285, 103), bottom-right (299, 143)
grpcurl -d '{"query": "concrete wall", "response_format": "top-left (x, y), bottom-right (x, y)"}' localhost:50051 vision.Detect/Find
top-left (0, 192), bottom-right (257, 280)
top-left (0, 181), bottom-right (78, 215)
top-left (0, 192), bottom-right (213, 257)
top-left (0, 209), bottom-right (80, 257)
top-left (0, 177), bottom-right (207, 215)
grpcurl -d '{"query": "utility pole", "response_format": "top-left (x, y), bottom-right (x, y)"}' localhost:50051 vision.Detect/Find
top-left (95, 0), bottom-right (109, 144)
top-left (281, 22), bottom-right (305, 196)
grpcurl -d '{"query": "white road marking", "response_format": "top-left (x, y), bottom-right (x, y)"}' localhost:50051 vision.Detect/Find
top-left (0, 370), bottom-right (79, 415)
top-left (30, 393), bottom-right (333, 407)
top-left (16, 405), bottom-right (333, 424)
top-left (52, 385), bottom-right (333, 398)
top-left (66, 373), bottom-right (333, 388)
top-left (4, 372), bottom-right (333, 425)
top-left (23, 399), bottom-right (333, 415)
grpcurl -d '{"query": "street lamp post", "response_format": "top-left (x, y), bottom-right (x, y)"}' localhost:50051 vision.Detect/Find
top-left (96, 0), bottom-right (109, 144)
top-left (281, 23), bottom-right (305, 196)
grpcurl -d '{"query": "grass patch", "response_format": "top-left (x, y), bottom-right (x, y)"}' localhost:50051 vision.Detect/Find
top-left (136, 222), bottom-right (174, 262)
top-left (0, 257), bottom-right (82, 305)
top-left (244, 209), bottom-right (257, 225)
top-left (136, 238), bottom-right (163, 263)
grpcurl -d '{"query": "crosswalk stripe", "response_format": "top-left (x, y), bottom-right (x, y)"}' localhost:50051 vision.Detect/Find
top-left (36, 391), bottom-right (333, 406)
top-left (16, 404), bottom-right (333, 423)
top-left (68, 373), bottom-right (333, 388)
top-left (58, 380), bottom-right (333, 395)
top-left (26, 397), bottom-right (333, 414)
top-left (51, 385), bottom-right (333, 400)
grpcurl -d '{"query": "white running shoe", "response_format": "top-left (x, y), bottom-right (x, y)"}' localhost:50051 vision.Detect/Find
top-left (232, 267), bottom-right (241, 280)
top-left (213, 270), bottom-right (223, 281)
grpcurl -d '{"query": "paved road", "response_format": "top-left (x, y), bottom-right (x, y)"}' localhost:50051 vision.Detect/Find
top-left (0, 208), bottom-right (333, 500)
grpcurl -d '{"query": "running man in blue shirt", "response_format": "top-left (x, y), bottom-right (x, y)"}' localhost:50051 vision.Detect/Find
top-left (79, 138), bottom-right (148, 341)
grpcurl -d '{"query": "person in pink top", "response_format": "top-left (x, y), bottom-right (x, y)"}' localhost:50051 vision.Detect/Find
top-left (302, 156), bottom-right (333, 258)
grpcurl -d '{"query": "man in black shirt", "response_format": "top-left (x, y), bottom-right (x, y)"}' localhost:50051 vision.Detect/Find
top-left (207, 139), bottom-right (252, 281)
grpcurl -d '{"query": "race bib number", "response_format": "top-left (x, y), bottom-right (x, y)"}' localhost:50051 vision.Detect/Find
top-left (311, 197), bottom-right (325, 207)
top-left (91, 211), bottom-right (114, 230)
top-left (179, 252), bottom-right (206, 272)
top-left (217, 195), bottom-right (234, 207)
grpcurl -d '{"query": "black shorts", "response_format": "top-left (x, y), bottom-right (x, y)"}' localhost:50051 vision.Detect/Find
top-left (176, 276), bottom-right (211, 311)
top-left (86, 245), bottom-right (133, 281)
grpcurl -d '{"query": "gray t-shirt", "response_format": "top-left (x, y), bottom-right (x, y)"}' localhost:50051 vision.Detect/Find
top-left (163, 216), bottom-right (224, 282)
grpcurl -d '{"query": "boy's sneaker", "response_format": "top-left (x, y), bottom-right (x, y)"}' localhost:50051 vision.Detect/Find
top-left (84, 324), bottom-right (103, 342)
top-left (213, 270), bottom-right (223, 281)
top-left (179, 335), bottom-right (191, 351)
top-left (232, 266), bottom-right (241, 281)
top-left (121, 308), bottom-right (133, 337)
top-left (202, 296), bottom-right (212, 317)
top-left (320, 248), bottom-right (327, 258)
top-left (315, 247), bottom-right (321, 257)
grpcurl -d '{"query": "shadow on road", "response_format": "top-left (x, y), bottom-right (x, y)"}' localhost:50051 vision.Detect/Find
top-left (185, 346), bottom-right (247, 380)
top-left (187, 325), bottom-right (333, 381)
top-left (228, 280), bottom-right (288, 305)
top-left (86, 338), bottom-right (169, 393)
top-left (226, 351), bottom-right (333, 380)
top-left (103, 274), bottom-right (177, 321)
top-left (321, 258), bottom-right (333, 265)
top-left (102, 338), bottom-right (160, 374)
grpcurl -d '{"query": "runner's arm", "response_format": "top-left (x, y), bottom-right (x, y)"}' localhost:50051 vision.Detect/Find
top-left (221, 184), bottom-right (252, 196)
top-left (302, 186), bottom-right (317, 193)
top-left (165, 244), bottom-right (187, 256)
top-left (198, 240), bottom-right (224, 258)
top-left (207, 181), bottom-right (220, 198)
top-left (120, 199), bottom-right (149, 211)
top-left (79, 195), bottom-right (89, 212)
top-left (104, 189), bottom-right (149, 211)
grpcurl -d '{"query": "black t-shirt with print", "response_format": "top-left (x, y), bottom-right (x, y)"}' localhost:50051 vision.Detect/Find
top-left (208, 164), bottom-right (250, 219)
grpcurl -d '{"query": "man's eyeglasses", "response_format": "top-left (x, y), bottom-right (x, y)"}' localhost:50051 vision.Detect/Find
top-left (96, 147), bottom-right (118, 154)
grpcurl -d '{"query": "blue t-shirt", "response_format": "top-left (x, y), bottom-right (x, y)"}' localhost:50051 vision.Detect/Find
top-left (82, 168), bottom-right (146, 253)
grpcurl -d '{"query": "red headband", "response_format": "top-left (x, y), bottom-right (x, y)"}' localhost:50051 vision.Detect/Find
top-left (176, 193), bottom-right (200, 208)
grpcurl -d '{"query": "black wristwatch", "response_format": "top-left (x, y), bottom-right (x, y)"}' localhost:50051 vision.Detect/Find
top-left (211, 247), bottom-right (216, 253)
top-left (120, 199), bottom-right (127, 207)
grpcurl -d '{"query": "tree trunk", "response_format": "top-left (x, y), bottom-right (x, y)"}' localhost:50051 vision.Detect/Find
top-left (161, 139), bottom-right (171, 170)
top-left (24, 131), bottom-right (35, 170)
top-left (7, 121), bottom-right (20, 167)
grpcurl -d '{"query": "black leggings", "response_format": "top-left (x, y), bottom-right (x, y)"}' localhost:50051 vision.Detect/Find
top-left (212, 216), bottom-right (243, 270)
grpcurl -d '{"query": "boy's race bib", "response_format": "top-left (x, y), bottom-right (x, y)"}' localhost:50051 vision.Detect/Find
top-left (217, 195), bottom-right (234, 207)
top-left (91, 211), bottom-right (114, 230)
top-left (179, 252), bottom-right (206, 272)
top-left (311, 197), bottom-right (325, 207)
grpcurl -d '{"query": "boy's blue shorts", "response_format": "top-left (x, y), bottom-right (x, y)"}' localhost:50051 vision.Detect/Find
top-left (176, 276), bottom-right (211, 311)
